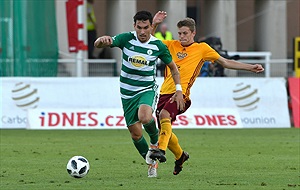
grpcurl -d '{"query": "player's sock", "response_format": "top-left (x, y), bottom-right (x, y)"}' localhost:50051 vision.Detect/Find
top-left (168, 132), bottom-right (183, 160)
top-left (158, 118), bottom-right (172, 151)
top-left (132, 135), bottom-right (149, 159)
top-left (143, 118), bottom-right (159, 145)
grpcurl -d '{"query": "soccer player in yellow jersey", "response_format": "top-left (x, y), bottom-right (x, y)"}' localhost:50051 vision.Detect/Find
top-left (149, 11), bottom-right (265, 175)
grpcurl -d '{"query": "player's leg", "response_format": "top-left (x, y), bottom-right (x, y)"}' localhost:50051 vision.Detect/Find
top-left (128, 122), bottom-right (149, 159)
top-left (139, 90), bottom-right (159, 146)
top-left (122, 96), bottom-right (157, 177)
top-left (149, 94), bottom-right (175, 162)
top-left (143, 118), bottom-right (158, 146)
top-left (150, 95), bottom-right (191, 170)
top-left (158, 110), bottom-right (172, 152)
top-left (128, 120), bottom-right (158, 177)
top-left (129, 122), bottom-right (158, 178)
top-left (168, 132), bottom-right (189, 175)
top-left (122, 97), bottom-right (149, 159)
top-left (138, 92), bottom-right (159, 177)
top-left (168, 132), bottom-right (183, 160)
top-left (138, 104), bottom-right (159, 161)
top-left (149, 110), bottom-right (171, 162)
top-left (167, 100), bottom-right (191, 175)
top-left (143, 117), bottom-right (159, 176)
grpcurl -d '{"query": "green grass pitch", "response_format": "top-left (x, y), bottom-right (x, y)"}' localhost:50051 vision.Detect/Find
top-left (0, 128), bottom-right (299, 190)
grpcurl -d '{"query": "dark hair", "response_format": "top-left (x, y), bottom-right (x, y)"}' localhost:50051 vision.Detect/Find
top-left (177, 17), bottom-right (196, 32)
top-left (133, 11), bottom-right (153, 25)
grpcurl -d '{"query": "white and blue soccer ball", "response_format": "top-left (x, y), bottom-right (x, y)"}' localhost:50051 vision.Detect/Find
top-left (66, 156), bottom-right (90, 178)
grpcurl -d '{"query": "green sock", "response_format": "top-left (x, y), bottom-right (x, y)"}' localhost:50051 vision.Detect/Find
top-left (143, 118), bottom-right (159, 145)
top-left (132, 135), bottom-right (149, 159)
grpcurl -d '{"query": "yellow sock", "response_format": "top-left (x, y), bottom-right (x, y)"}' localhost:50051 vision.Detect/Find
top-left (168, 132), bottom-right (183, 160)
top-left (158, 118), bottom-right (172, 151)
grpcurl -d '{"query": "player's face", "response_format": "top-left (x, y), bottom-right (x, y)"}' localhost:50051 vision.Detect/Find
top-left (134, 20), bottom-right (152, 43)
top-left (178, 26), bottom-right (196, 46)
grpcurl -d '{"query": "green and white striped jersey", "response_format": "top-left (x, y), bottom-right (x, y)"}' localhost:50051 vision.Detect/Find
top-left (111, 31), bottom-right (172, 99)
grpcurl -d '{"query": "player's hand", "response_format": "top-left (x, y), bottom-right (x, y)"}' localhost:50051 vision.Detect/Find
top-left (153, 11), bottom-right (167, 26)
top-left (251, 64), bottom-right (264, 73)
top-left (94, 36), bottom-right (112, 48)
top-left (170, 91), bottom-right (185, 111)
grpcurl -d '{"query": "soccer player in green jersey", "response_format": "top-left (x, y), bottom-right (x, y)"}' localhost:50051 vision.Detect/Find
top-left (94, 11), bottom-right (185, 177)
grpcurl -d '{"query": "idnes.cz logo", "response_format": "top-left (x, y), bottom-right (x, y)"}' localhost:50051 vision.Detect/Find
top-left (39, 112), bottom-right (126, 128)
top-left (33, 108), bottom-right (241, 129)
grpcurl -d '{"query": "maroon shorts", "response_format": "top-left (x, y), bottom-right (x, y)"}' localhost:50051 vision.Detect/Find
top-left (155, 94), bottom-right (191, 128)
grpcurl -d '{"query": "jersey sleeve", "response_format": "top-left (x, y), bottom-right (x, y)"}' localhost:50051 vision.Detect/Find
top-left (201, 43), bottom-right (221, 62)
top-left (111, 32), bottom-right (132, 49)
top-left (158, 41), bottom-right (173, 64)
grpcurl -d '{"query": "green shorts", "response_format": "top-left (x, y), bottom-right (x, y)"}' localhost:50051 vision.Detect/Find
top-left (121, 90), bottom-right (157, 127)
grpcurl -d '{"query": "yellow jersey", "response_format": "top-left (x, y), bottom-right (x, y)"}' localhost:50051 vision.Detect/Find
top-left (87, 2), bottom-right (96, 31)
top-left (160, 40), bottom-right (220, 100)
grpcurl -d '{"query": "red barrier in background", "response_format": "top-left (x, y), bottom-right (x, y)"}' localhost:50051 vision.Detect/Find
top-left (66, 0), bottom-right (78, 52)
top-left (288, 77), bottom-right (300, 128)
top-left (66, 0), bottom-right (86, 52)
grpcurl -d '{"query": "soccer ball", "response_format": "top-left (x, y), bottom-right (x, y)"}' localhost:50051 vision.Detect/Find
top-left (66, 156), bottom-right (90, 178)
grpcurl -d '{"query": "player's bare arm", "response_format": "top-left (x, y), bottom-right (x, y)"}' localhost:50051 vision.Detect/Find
top-left (94, 36), bottom-right (113, 48)
top-left (152, 11), bottom-right (167, 35)
top-left (167, 61), bottom-right (185, 111)
top-left (216, 56), bottom-right (264, 73)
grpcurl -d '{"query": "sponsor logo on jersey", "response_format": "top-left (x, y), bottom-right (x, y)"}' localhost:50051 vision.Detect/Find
top-left (128, 55), bottom-right (149, 67)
